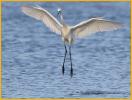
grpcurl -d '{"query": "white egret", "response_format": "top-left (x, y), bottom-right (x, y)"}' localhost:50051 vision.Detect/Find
top-left (21, 6), bottom-right (123, 77)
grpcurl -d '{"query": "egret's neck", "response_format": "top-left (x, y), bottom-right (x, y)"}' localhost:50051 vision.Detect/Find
top-left (60, 13), bottom-right (65, 25)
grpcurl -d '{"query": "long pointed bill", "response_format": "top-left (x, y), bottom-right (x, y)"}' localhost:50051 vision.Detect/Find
top-left (69, 45), bottom-right (73, 77)
top-left (62, 44), bottom-right (67, 75)
top-left (57, 12), bottom-right (59, 19)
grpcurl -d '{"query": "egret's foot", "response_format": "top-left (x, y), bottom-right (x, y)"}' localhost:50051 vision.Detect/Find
top-left (62, 65), bottom-right (65, 75)
top-left (70, 67), bottom-right (73, 78)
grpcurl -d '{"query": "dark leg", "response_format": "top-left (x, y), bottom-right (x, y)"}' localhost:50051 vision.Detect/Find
top-left (62, 43), bottom-right (67, 75)
top-left (69, 45), bottom-right (73, 77)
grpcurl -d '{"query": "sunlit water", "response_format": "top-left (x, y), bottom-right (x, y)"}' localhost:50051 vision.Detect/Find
top-left (2, 2), bottom-right (130, 98)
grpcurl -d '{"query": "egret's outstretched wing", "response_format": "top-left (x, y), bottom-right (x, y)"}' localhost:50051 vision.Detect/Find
top-left (21, 6), bottom-right (62, 35)
top-left (71, 18), bottom-right (123, 38)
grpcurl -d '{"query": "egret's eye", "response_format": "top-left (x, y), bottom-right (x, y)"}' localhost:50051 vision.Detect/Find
top-left (58, 11), bottom-right (61, 14)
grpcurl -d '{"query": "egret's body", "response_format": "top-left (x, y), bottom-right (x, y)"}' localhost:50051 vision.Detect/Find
top-left (61, 24), bottom-right (73, 44)
top-left (21, 6), bottom-right (123, 77)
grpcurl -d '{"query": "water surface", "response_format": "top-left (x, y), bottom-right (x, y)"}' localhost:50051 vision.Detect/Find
top-left (2, 2), bottom-right (130, 98)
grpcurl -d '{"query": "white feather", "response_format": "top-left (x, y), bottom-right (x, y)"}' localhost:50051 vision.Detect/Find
top-left (21, 6), bottom-right (62, 35)
top-left (71, 18), bottom-right (123, 38)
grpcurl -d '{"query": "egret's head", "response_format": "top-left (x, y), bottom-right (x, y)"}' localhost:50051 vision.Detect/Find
top-left (57, 8), bottom-right (62, 16)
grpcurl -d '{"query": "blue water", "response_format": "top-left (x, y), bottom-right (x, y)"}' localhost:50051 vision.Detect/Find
top-left (2, 2), bottom-right (130, 98)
